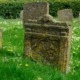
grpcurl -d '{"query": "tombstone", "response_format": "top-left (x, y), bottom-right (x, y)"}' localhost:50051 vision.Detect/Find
top-left (57, 9), bottom-right (73, 22)
top-left (20, 10), bottom-right (23, 20)
top-left (79, 12), bottom-right (80, 22)
top-left (0, 29), bottom-right (2, 49)
top-left (23, 2), bottom-right (71, 73)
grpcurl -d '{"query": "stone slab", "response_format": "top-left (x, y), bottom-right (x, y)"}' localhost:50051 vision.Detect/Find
top-left (57, 9), bottom-right (73, 22)
top-left (0, 29), bottom-right (2, 49)
top-left (23, 2), bottom-right (49, 23)
top-left (20, 10), bottom-right (23, 20)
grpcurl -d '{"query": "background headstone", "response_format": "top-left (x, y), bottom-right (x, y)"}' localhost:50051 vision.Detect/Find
top-left (23, 2), bottom-right (71, 73)
top-left (57, 9), bottom-right (73, 22)
top-left (0, 29), bottom-right (2, 49)
top-left (20, 10), bottom-right (23, 20)
top-left (79, 12), bottom-right (80, 22)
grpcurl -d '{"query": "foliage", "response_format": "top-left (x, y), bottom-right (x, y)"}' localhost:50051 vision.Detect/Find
top-left (0, 18), bottom-right (80, 80)
top-left (0, 2), bottom-right (23, 19)
top-left (49, 1), bottom-right (80, 17)
top-left (0, 1), bottom-right (80, 18)
top-left (0, 19), bottom-right (63, 80)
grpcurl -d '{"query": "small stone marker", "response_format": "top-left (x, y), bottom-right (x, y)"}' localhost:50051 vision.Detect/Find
top-left (23, 2), bottom-right (71, 73)
top-left (0, 29), bottom-right (2, 49)
top-left (79, 12), bottom-right (80, 21)
top-left (20, 10), bottom-right (23, 20)
top-left (57, 9), bottom-right (73, 22)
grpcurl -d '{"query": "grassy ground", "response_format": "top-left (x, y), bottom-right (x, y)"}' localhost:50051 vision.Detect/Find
top-left (0, 18), bottom-right (80, 80)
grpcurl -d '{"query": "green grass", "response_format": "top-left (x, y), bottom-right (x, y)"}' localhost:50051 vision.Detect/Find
top-left (0, 0), bottom-right (79, 3)
top-left (0, 18), bottom-right (80, 80)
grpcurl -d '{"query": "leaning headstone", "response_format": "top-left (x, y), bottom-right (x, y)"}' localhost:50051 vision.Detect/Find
top-left (57, 9), bottom-right (73, 22)
top-left (23, 2), bottom-right (71, 73)
top-left (20, 10), bottom-right (23, 20)
top-left (0, 29), bottom-right (2, 49)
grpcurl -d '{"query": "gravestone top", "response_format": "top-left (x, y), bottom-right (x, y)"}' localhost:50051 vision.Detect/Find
top-left (57, 9), bottom-right (73, 22)
top-left (23, 2), bottom-right (49, 23)
top-left (79, 12), bottom-right (80, 21)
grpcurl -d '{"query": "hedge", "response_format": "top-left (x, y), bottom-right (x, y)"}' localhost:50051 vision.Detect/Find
top-left (0, 2), bottom-right (24, 19)
top-left (0, 1), bottom-right (80, 19)
top-left (49, 1), bottom-right (80, 17)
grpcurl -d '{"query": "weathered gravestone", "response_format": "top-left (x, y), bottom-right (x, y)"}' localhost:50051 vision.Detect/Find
top-left (0, 29), bottom-right (2, 49)
top-left (57, 9), bottom-right (73, 22)
top-left (23, 2), bottom-right (71, 73)
top-left (23, 2), bottom-right (49, 24)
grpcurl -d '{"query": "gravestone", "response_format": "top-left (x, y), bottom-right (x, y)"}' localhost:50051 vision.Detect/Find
top-left (79, 12), bottom-right (80, 22)
top-left (23, 2), bottom-right (71, 73)
top-left (20, 10), bottom-right (23, 20)
top-left (0, 29), bottom-right (2, 49)
top-left (57, 9), bottom-right (73, 22)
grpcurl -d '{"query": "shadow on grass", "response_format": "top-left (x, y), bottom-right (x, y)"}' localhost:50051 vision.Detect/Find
top-left (0, 48), bottom-right (16, 57)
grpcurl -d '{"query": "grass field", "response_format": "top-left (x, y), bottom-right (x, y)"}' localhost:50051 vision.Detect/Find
top-left (0, 18), bottom-right (80, 80)
top-left (0, 0), bottom-right (79, 3)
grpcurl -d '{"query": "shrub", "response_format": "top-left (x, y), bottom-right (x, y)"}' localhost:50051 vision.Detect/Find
top-left (0, 1), bottom-right (80, 18)
top-left (49, 1), bottom-right (80, 17)
top-left (0, 2), bottom-right (24, 19)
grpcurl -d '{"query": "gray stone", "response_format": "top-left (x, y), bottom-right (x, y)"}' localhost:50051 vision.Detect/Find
top-left (23, 2), bottom-right (72, 73)
top-left (20, 10), bottom-right (23, 20)
top-left (79, 12), bottom-right (80, 21)
top-left (0, 29), bottom-right (2, 49)
top-left (57, 9), bottom-right (73, 22)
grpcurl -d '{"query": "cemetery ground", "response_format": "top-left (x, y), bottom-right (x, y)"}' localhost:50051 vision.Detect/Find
top-left (0, 18), bottom-right (80, 80)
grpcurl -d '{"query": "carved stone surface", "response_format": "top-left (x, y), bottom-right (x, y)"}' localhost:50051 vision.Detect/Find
top-left (23, 2), bottom-right (71, 73)
top-left (57, 9), bottom-right (73, 22)
top-left (0, 29), bottom-right (2, 49)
